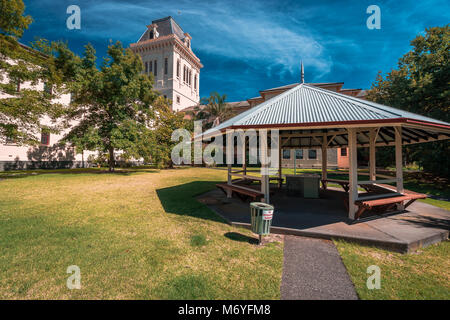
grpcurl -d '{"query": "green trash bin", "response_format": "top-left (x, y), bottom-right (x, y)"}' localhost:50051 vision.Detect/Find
top-left (250, 202), bottom-right (274, 238)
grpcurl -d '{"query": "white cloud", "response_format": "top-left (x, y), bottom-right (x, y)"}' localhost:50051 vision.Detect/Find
top-left (71, 0), bottom-right (333, 79)
top-left (177, 1), bottom-right (333, 78)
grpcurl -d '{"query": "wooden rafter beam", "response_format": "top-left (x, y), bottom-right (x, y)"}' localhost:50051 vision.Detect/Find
top-left (414, 128), bottom-right (438, 139)
top-left (403, 127), bottom-right (428, 140)
top-left (383, 127), bottom-right (411, 144)
top-left (378, 131), bottom-right (390, 145)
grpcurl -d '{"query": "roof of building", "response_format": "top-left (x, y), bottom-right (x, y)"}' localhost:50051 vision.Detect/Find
top-left (201, 83), bottom-right (450, 145)
top-left (247, 96), bottom-right (264, 101)
top-left (179, 101), bottom-right (250, 114)
top-left (261, 82), bottom-right (344, 93)
top-left (138, 16), bottom-right (186, 42)
top-left (226, 101), bottom-right (250, 108)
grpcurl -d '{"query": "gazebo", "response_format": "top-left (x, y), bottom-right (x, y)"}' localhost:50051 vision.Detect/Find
top-left (199, 83), bottom-right (450, 220)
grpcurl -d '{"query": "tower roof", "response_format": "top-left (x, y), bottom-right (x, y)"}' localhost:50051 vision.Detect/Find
top-left (138, 16), bottom-right (186, 42)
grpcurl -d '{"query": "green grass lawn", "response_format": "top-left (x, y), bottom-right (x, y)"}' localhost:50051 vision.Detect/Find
top-left (335, 240), bottom-right (450, 300)
top-left (0, 167), bottom-right (283, 299)
top-left (1, 166), bottom-right (448, 300)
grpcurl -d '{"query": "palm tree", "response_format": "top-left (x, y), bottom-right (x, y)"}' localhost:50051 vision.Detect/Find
top-left (194, 92), bottom-right (233, 128)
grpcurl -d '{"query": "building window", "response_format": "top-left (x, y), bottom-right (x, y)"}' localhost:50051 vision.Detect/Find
top-left (282, 149), bottom-right (291, 159)
top-left (149, 30), bottom-right (154, 39)
top-left (194, 74), bottom-right (197, 90)
top-left (164, 58), bottom-right (168, 75)
top-left (183, 66), bottom-right (186, 82)
top-left (41, 132), bottom-right (50, 146)
top-left (145, 61), bottom-right (148, 73)
top-left (154, 60), bottom-right (157, 77)
top-left (340, 148), bottom-right (347, 156)
top-left (295, 149), bottom-right (303, 160)
top-left (176, 95), bottom-right (180, 104)
top-left (308, 149), bottom-right (317, 159)
top-left (176, 59), bottom-right (180, 78)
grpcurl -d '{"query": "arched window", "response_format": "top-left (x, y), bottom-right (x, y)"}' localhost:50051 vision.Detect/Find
top-left (176, 59), bottom-right (180, 78)
top-left (194, 74), bottom-right (197, 90)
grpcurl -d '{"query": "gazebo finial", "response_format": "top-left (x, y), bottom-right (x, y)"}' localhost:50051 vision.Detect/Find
top-left (301, 60), bottom-right (305, 83)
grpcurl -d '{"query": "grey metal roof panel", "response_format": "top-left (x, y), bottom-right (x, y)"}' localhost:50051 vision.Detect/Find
top-left (201, 83), bottom-right (449, 137)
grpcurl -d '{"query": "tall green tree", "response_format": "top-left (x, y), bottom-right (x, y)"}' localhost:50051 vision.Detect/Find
top-left (65, 42), bottom-right (157, 171)
top-left (367, 25), bottom-right (450, 177)
top-left (0, 0), bottom-right (67, 145)
top-left (142, 96), bottom-right (192, 168)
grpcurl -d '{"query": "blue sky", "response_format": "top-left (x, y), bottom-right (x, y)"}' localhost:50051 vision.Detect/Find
top-left (21, 0), bottom-right (449, 102)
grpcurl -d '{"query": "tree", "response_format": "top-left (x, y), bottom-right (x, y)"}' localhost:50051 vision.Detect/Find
top-left (193, 92), bottom-right (233, 129)
top-left (0, 0), bottom-right (67, 145)
top-left (142, 96), bottom-right (192, 168)
top-left (65, 42), bottom-right (157, 171)
top-left (0, 0), bottom-right (32, 38)
top-left (367, 25), bottom-right (450, 177)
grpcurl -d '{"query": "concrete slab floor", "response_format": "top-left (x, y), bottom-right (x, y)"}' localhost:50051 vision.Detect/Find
top-left (198, 188), bottom-right (449, 253)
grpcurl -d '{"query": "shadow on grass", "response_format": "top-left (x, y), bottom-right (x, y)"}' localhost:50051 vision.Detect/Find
top-left (0, 168), bottom-right (160, 180)
top-left (156, 181), bottom-right (227, 223)
top-left (224, 232), bottom-right (259, 244)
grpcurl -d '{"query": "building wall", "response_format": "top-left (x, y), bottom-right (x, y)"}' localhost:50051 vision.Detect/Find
top-left (137, 43), bottom-right (200, 112)
top-left (0, 63), bottom-right (97, 170)
top-left (281, 148), bottom-right (338, 169)
top-left (337, 147), bottom-right (349, 168)
top-left (171, 50), bottom-right (200, 111)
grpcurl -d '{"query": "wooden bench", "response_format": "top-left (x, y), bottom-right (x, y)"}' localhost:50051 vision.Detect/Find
top-left (321, 179), bottom-right (350, 192)
top-left (235, 176), bottom-right (284, 189)
top-left (359, 183), bottom-right (396, 194)
top-left (216, 183), bottom-right (265, 202)
top-left (353, 191), bottom-right (427, 219)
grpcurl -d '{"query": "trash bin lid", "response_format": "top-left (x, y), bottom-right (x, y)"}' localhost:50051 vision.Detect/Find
top-left (250, 202), bottom-right (274, 210)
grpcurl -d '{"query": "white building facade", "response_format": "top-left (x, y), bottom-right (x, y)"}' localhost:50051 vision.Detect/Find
top-left (0, 46), bottom-right (96, 170)
top-left (130, 16), bottom-right (203, 111)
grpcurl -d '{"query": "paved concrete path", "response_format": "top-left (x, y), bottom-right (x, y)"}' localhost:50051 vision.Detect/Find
top-left (281, 236), bottom-right (358, 300)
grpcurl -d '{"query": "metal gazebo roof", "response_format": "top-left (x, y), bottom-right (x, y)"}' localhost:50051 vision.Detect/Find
top-left (200, 83), bottom-right (450, 148)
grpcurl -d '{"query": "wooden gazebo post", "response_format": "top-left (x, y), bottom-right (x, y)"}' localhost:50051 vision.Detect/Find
top-left (369, 128), bottom-right (377, 181)
top-left (395, 126), bottom-right (404, 210)
top-left (242, 136), bottom-right (247, 175)
top-left (348, 128), bottom-right (359, 219)
top-left (278, 135), bottom-right (282, 188)
top-left (260, 130), bottom-right (270, 203)
top-left (226, 132), bottom-right (232, 198)
top-left (321, 134), bottom-right (328, 183)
